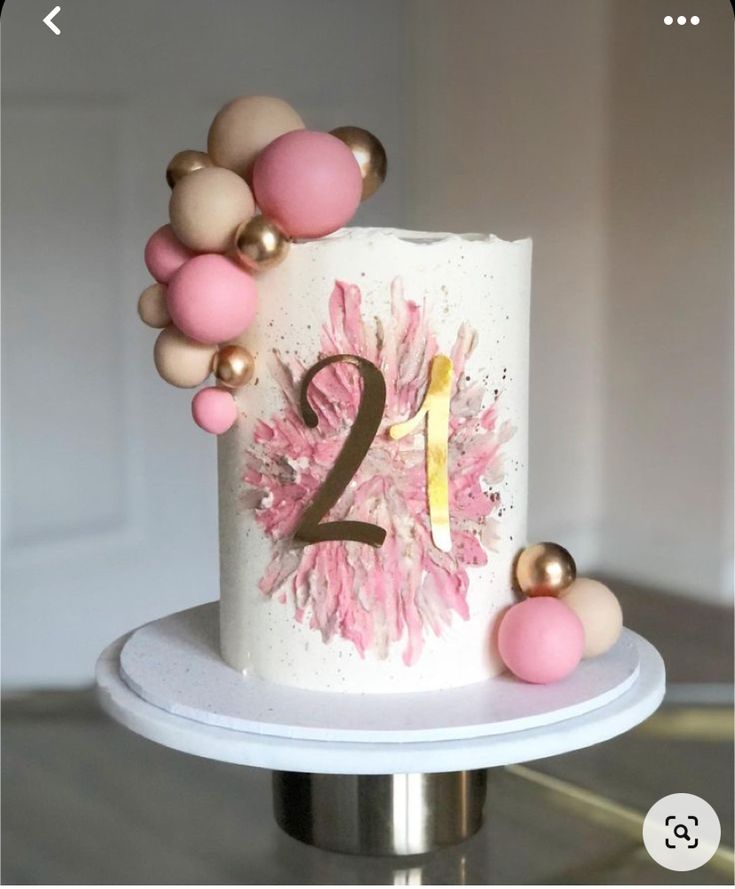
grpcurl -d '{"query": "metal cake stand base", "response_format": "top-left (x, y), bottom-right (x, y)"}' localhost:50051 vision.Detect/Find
top-left (272, 770), bottom-right (487, 855)
top-left (96, 604), bottom-right (665, 856)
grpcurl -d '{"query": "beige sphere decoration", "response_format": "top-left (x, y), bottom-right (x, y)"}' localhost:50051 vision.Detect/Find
top-left (560, 578), bottom-right (623, 658)
top-left (153, 326), bottom-right (217, 389)
top-left (207, 95), bottom-right (305, 181)
top-left (169, 167), bottom-right (255, 253)
top-left (137, 283), bottom-right (171, 328)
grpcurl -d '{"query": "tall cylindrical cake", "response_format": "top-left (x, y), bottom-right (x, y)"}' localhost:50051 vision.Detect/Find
top-left (218, 228), bottom-right (531, 693)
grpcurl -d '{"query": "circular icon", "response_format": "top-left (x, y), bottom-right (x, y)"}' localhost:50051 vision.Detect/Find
top-left (643, 793), bottom-right (721, 871)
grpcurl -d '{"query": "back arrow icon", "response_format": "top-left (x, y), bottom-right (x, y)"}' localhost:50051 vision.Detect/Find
top-left (43, 6), bottom-right (61, 35)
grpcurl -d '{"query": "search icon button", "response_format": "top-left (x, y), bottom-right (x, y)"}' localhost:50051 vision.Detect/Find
top-left (643, 794), bottom-right (720, 871)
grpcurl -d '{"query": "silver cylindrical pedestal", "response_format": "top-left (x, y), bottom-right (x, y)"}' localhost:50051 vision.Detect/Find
top-left (272, 770), bottom-right (487, 856)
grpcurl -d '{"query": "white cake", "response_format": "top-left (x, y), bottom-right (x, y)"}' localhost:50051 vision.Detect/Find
top-left (218, 228), bottom-right (531, 693)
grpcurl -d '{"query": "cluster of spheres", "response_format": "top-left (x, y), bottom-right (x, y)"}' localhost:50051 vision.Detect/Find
top-left (137, 95), bottom-right (387, 434)
top-left (498, 542), bottom-right (623, 684)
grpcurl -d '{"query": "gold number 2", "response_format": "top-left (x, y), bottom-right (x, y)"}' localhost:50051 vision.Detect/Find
top-left (389, 355), bottom-right (454, 552)
top-left (294, 354), bottom-right (387, 548)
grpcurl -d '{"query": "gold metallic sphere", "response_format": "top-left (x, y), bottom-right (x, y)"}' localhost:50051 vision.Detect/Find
top-left (165, 149), bottom-right (214, 189)
top-left (214, 344), bottom-right (255, 389)
top-left (234, 215), bottom-right (290, 272)
top-left (330, 126), bottom-right (387, 201)
top-left (515, 542), bottom-right (577, 597)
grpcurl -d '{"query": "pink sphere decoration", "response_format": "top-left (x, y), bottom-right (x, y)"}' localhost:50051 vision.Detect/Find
top-left (167, 254), bottom-right (258, 345)
top-left (498, 598), bottom-right (584, 684)
top-left (191, 387), bottom-right (238, 434)
top-left (144, 224), bottom-right (195, 283)
top-left (252, 130), bottom-right (362, 238)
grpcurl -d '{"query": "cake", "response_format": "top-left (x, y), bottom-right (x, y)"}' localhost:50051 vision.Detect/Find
top-left (219, 229), bottom-right (531, 692)
top-left (139, 94), bottom-right (622, 696)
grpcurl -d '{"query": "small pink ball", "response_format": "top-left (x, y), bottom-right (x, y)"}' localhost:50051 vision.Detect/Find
top-left (498, 597), bottom-right (584, 684)
top-left (191, 387), bottom-right (238, 434)
top-left (167, 254), bottom-right (258, 345)
top-left (252, 130), bottom-right (362, 238)
top-left (144, 224), bottom-right (195, 283)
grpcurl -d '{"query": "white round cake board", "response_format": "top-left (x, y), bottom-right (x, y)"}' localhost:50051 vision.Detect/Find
top-left (96, 606), bottom-right (665, 774)
top-left (118, 603), bottom-right (641, 744)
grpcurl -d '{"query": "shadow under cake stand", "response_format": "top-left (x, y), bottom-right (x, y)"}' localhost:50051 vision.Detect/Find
top-left (96, 602), bottom-right (665, 856)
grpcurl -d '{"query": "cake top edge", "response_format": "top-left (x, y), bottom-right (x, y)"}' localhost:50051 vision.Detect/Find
top-left (307, 227), bottom-right (532, 247)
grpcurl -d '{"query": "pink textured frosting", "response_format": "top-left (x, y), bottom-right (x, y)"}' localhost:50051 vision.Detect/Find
top-left (243, 280), bottom-right (515, 665)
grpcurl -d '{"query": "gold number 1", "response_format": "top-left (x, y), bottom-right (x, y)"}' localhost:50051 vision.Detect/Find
top-left (389, 355), bottom-right (454, 552)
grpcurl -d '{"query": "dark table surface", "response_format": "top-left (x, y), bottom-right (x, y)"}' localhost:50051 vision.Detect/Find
top-left (3, 583), bottom-right (733, 885)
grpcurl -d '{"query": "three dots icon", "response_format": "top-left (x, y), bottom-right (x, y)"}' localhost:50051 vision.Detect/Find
top-left (664, 15), bottom-right (700, 24)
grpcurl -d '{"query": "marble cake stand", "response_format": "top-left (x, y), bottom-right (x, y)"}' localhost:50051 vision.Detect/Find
top-left (96, 603), bottom-right (665, 856)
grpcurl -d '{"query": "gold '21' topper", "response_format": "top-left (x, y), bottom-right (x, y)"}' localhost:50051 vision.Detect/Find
top-left (294, 353), bottom-right (454, 552)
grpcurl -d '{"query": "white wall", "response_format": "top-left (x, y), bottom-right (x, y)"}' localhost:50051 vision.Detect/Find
top-left (1, 0), bottom-right (409, 688)
top-left (598, 0), bottom-right (733, 602)
top-left (407, 0), bottom-right (733, 602)
top-left (407, 0), bottom-right (610, 567)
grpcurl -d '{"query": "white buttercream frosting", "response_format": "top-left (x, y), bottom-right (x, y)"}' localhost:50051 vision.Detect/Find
top-left (218, 227), bottom-right (531, 693)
